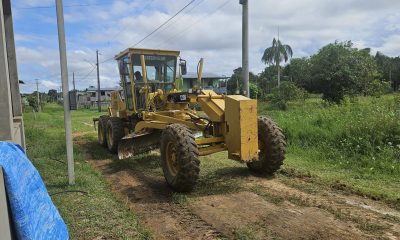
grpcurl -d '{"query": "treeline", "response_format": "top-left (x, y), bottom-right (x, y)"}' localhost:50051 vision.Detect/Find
top-left (24, 89), bottom-right (59, 112)
top-left (228, 41), bottom-right (399, 105)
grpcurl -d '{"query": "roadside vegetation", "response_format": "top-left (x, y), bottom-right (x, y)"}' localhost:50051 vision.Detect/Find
top-left (260, 94), bottom-right (400, 206)
top-left (224, 38), bottom-right (400, 207)
top-left (24, 105), bottom-right (151, 239)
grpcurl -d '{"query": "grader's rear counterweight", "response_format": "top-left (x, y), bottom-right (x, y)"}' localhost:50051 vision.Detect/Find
top-left (94, 48), bottom-right (286, 192)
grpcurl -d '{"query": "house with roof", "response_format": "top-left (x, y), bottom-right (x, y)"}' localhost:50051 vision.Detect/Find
top-left (182, 72), bottom-right (228, 94)
top-left (76, 86), bottom-right (123, 108)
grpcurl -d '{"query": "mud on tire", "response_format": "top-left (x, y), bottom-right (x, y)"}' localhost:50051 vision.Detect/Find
top-left (161, 124), bottom-right (200, 192)
top-left (98, 115), bottom-right (109, 147)
top-left (106, 117), bottom-right (124, 153)
top-left (247, 117), bottom-right (286, 174)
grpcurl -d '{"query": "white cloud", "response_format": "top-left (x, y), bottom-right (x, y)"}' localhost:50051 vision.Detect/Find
top-left (15, 0), bottom-right (53, 7)
top-left (40, 80), bottom-right (59, 89)
top-left (376, 35), bottom-right (400, 57)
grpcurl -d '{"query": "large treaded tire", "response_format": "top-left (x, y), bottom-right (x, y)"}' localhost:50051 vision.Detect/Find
top-left (160, 124), bottom-right (200, 192)
top-left (106, 117), bottom-right (124, 153)
top-left (98, 115), bottom-right (109, 147)
top-left (247, 117), bottom-right (286, 174)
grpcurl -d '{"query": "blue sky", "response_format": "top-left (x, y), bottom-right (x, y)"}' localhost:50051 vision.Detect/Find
top-left (11, 0), bottom-right (400, 93)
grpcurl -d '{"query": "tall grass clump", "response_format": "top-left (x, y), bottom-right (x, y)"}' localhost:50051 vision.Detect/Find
top-left (259, 94), bottom-right (400, 177)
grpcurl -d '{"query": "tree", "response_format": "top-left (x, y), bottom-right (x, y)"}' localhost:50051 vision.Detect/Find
top-left (227, 67), bottom-right (258, 96)
top-left (310, 41), bottom-right (381, 103)
top-left (283, 57), bottom-right (314, 91)
top-left (352, 48), bottom-right (381, 96)
top-left (47, 89), bottom-right (57, 102)
top-left (27, 94), bottom-right (39, 112)
top-left (375, 52), bottom-right (400, 91)
top-left (257, 66), bottom-right (278, 98)
top-left (261, 38), bottom-right (293, 87)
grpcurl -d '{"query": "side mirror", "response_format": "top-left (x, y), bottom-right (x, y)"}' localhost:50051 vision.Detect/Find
top-left (118, 60), bottom-right (129, 75)
top-left (179, 59), bottom-right (187, 75)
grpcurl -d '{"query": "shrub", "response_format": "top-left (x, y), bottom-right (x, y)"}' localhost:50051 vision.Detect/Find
top-left (267, 81), bottom-right (309, 110)
top-left (249, 82), bottom-right (260, 99)
top-left (27, 95), bottom-right (39, 112)
top-left (365, 80), bottom-right (392, 97)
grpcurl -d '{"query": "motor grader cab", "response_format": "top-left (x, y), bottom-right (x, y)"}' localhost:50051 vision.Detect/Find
top-left (95, 48), bottom-right (286, 192)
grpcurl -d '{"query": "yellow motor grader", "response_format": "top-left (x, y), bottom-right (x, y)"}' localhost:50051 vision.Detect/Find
top-left (95, 48), bottom-right (286, 192)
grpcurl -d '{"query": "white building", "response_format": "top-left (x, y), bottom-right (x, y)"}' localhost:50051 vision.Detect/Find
top-left (77, 86), bottom-right (123, 108)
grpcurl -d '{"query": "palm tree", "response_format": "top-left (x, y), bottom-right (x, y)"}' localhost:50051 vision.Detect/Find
top-left (261, 38), bottom-right (293, 87)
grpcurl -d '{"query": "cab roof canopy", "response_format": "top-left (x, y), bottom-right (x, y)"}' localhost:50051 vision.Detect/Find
top-left (114, 48), bottom-right (180, 60)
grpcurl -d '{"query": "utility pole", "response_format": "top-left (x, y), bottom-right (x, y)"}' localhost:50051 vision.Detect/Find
top-left (72, 71), bottom-right (76, 91)
top-left (55, 0), bottom-right (75, 185)
top-left (389, 67), bottom-right (392, 89)
top-left (58, 87), bottom-right (61, 102)
top-left (73, 71), bottom-right (78, 108)
top-left (240, 0), bottom-right (249, 97)
top-left (35, 79), bottom-right (41, 112)
top-left (96, 50), bottom-right (101, 112)
top-left (277, 26), bottom-right (281, 88)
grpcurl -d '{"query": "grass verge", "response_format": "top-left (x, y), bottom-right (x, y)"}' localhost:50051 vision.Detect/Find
top-left (259, 94), bottom-right (400, 207)
top-left (24, 104), bottom-right (151, 239)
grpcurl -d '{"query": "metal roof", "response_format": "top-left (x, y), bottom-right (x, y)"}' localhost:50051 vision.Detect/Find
top-left (86, 86), bottom-right (122, 92)
top-left (183, 72), bottom-right (228, 79)
top-left (114, 48), bottom-right (180, 60)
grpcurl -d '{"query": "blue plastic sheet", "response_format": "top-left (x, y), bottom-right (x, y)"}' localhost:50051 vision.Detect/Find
top-left (0, 142), bottom-right (68, 240)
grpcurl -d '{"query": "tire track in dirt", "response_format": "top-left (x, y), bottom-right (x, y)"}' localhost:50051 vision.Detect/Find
top-left (241, 176), bottom-right (400, 240)
top-left (190, 191), bottom-right (368, 240)
top-left (90, 158), bottom-right (224, 240)
top-left (80, 137), bottom-right (399, 240)
top-left (91, 157), bottom-right (399, 239)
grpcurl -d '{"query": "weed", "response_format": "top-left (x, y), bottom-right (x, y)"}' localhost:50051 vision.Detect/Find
top-left (234, 223), bottom-right (279, 240)
top-left (171, 193), bottom-right (189, 204)
top-left (249, 186), bottom-right (285, 205)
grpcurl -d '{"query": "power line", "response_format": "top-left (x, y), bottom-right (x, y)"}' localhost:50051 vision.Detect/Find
top-left (15, 2), bottom-right (109, 10)
top-left (100, 0), bottom-right (197, 64)
top-left (110, 0), bottom-right (155, 40)
top-left (146, 0), bottom-right (206, 44)
top-left (97, 0), bottom-right (156, 63)
top-left (74, 66), bottom-right (96, 82)
top-left (161, 0), bottom-right (231, 48)
top-left (132, 0), bottom-right (196, 48)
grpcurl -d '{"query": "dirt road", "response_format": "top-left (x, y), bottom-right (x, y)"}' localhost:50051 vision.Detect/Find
top-left (82, 142), bottom-right (399, 240)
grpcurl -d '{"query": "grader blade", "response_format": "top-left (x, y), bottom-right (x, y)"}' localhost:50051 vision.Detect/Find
top-left (117, 131), bottom-right (160, 160)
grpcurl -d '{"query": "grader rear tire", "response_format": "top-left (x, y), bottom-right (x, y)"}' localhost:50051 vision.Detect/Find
top-left (160, 124), bottom-right (200, 192)
top-left (247, 117), bottom-right (286, 174)
top-left (98, 115), bottom-right (109, 147)
top-left (106, 117), bottom-right (124, 153)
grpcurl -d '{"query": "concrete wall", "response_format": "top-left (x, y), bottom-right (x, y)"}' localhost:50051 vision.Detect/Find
top-left (0, 0), bottom-right (25, 149)
top-left (0, 168), bottom-right (12, 239)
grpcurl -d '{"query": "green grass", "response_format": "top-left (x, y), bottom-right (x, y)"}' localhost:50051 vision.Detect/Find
top-left (258, 94), bottom-right (400, 205)
top-left (24, 104), bottom-right (151, 240)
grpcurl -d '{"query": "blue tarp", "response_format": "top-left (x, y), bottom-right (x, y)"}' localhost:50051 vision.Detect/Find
top-left (0, 142), bottom-right (68, 240)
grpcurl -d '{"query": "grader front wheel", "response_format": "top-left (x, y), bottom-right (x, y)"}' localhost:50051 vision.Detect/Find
top-left (161, 124), bottom-right (200, 192)
top-left (247, 117), bottom-right (286, 174)
top-left (106, 117), bottom-right (124, 153)
top-left (98, 115), bottom-right (109, 147)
